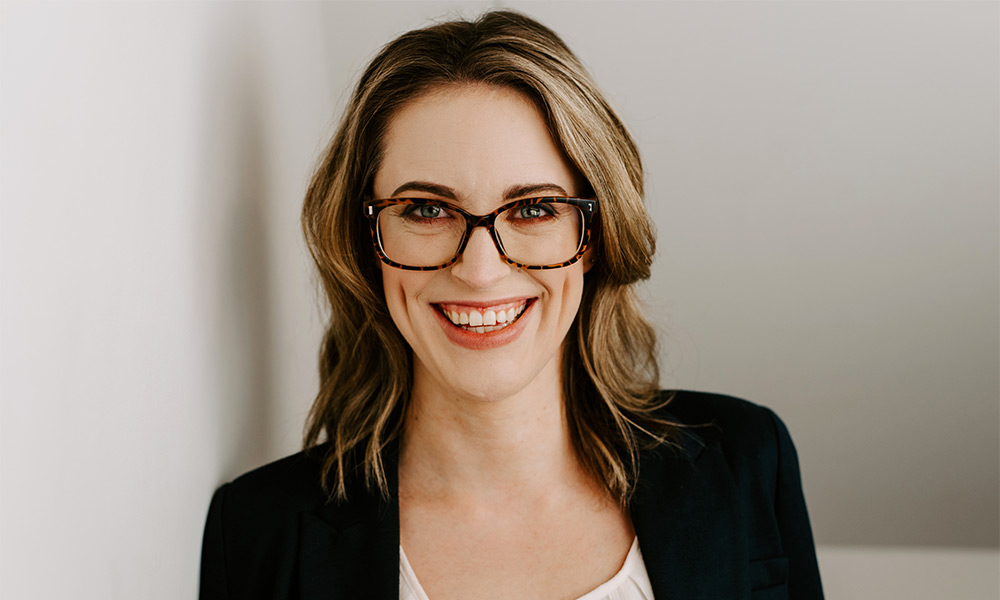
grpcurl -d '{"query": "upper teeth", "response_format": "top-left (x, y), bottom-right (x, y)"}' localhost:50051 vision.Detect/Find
top-left (442, 302), bottom-right (527, 329)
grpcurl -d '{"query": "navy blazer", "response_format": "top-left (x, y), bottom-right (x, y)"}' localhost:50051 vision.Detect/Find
top-left (199, 391), bottom-right (824, 599)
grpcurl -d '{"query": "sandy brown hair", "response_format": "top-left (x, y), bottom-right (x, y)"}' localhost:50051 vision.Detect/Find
top-left (302, 10), bottom-right (676, 504)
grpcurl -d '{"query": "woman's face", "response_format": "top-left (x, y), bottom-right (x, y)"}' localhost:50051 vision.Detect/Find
top-left (373, 84), bottom-right (591, 403)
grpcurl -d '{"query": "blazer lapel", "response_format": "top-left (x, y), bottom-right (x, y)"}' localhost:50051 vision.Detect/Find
top-left (630, 427), bottom-right (751, 600)
top-left (297, 443), bottom-right (401, 600)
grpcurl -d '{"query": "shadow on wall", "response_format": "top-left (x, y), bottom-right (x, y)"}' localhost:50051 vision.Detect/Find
top-left (196, 10), bottom-right (276, 481)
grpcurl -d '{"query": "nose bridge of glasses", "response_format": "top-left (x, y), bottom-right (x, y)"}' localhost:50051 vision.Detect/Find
top-left (459, 210), bottom-right (503, 250)
top-left (464, 210), bottom-right (496, 229)
top-left (461, 219), bottom-right (504, 256)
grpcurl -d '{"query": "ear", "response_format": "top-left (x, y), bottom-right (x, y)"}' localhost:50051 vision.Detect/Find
top-left (581, 244), bottom-right (598, 274)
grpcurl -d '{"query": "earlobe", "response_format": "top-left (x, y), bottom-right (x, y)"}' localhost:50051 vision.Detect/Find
top-left (582, 248), bottom-right (597, 274)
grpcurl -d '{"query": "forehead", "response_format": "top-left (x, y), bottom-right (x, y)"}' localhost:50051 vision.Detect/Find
top-left (373, 84), bottom-right (580, 203)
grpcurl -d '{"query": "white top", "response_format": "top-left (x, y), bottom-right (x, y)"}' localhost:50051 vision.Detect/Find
top-left (399, 537), bottom-right (655, 600)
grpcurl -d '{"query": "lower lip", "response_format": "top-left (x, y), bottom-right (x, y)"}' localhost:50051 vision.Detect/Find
top-left (433, 301), bottom-right (534, 350)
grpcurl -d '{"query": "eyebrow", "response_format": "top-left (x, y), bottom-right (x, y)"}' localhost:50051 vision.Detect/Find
top-left (389, 181), bottom-right (570, 200)
top-left (390, 181), bottom-right (457, 199)
top-left (502, 183), bottom-right (569, 199)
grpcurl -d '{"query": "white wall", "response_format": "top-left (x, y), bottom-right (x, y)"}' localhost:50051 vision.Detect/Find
top-left (1, 1), bottom-right (997, 598)
top-left (1, 2), bottom-right (330, 597)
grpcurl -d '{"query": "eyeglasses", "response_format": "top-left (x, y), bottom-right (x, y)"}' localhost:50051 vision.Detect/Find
top-left (363, 197), bottom-right (598, 271)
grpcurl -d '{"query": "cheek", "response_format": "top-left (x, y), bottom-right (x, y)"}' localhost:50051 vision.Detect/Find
top-left (379, 265), bottom-right (430, 338)
top-left (566, 272), bottom-right (586, 318)
top-left (541, 267), bottom-right (586, 323)
top-left (380, 265), bottom-right (407, 332)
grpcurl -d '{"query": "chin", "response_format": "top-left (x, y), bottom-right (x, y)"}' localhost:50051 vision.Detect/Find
top-left (423, 342), bottom-right (564, 406)
top-left (450, 377), bottom-right (532, 403)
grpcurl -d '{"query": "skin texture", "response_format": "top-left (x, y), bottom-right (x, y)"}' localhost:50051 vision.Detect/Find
top-left (376, 84), bottom-right (634, 600)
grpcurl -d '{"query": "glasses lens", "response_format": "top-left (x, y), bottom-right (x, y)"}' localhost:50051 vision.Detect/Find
top-left (495, 201), bottom-right (584, 266)
top-left (376, 203), bottom-right (466, 267)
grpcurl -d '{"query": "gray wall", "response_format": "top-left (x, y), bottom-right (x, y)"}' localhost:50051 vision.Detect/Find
top-left (1, 1), bottom-right (996, 598)
top-left (320, 0), bottom-right (999, 548)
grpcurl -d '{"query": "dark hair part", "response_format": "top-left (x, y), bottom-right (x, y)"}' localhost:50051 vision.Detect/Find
top-left (302, 10), bottom-right (675, 505)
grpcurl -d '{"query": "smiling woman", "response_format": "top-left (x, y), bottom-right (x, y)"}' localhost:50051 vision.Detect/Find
top-left (199, 10), bottom-right (823, 600)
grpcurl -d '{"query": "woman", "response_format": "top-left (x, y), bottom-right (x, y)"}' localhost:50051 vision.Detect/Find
top-left (200, 10), bottom-right (823, 600)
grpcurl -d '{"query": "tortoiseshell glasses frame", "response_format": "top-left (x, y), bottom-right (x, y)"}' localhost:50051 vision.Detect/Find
top-left (362, 196), bottom-right (598, 271)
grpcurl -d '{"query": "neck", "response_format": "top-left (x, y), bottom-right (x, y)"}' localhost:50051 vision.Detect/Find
top-left (399, 359), bottom-right (593, 504)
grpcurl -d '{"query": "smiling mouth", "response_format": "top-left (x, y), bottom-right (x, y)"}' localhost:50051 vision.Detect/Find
top-left (435, 299), bottom-right (532, 334)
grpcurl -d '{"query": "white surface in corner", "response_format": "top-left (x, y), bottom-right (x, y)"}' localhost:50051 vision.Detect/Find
top-left (817, 546), bottom-right (1000, 599)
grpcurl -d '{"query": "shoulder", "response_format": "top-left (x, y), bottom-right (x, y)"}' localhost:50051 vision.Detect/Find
top-left (215, 447), bottom-right (330, 518)
top-left (656, 390), bottom-right (795, 477)
top-left (662, 389), bottom-right (787, 440)
top-left (632, 392), bottom-right (823, 595)
top-left (200, 447), bottom-right (334, 599)
top-left (660, 389), bottom-right (778, 428)
top-left (205, 448), bottom-right (332, 568)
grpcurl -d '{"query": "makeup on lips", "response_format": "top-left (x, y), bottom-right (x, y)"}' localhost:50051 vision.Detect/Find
top-left (434, 299), bottom-right (531, 334)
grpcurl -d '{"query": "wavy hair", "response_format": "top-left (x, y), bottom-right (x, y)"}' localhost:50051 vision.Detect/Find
top-left (302, 10), bottom-right (676, 505)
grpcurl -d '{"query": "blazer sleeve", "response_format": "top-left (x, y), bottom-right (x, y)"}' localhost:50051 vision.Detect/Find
top-left (199, 484), bottom-right (230, 600)
top-left (768, 409), bottom-right (824, 598)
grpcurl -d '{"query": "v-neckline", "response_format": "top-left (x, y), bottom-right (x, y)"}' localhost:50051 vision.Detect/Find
top-left (397, 536), bottom-right (651, 600)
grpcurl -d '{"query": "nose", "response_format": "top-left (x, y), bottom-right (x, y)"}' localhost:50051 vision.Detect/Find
top-left (449, 227), bottom-right (512, 289)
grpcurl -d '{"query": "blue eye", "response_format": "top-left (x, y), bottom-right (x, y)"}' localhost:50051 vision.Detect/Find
top-left (417, 205), bottom-right (442, 218)
top-left (401, 204), bottom-right (448, 220)
top-left (517, 204), bottom-right (554, 219)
